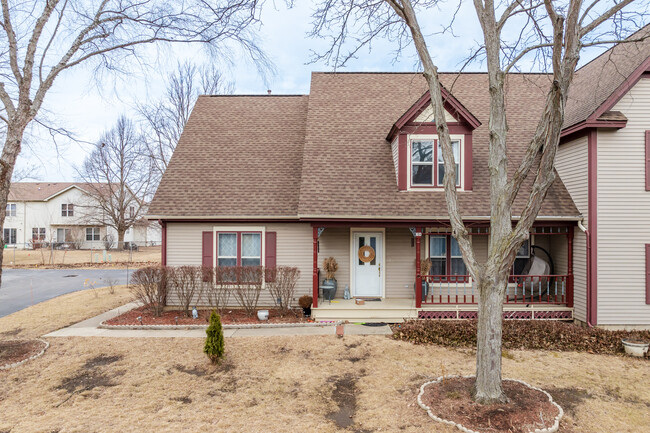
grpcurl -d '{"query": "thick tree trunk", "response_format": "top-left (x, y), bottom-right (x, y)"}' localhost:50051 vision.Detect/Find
top-left (0, 124), bottom-right (27, 287)
top-left (473, 274), bottom-right (509, 404)
top-left (117, 229), bottom-right (126, 250)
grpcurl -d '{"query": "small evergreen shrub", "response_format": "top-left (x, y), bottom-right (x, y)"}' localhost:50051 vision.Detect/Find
top-left (204, 311), bottom-right (225, 364)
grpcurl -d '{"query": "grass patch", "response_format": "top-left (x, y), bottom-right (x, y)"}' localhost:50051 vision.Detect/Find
top-left (3, 246), bottom-right (161, 267)
top-left (392, 320), bottom-right (650, 357)
top-left (0, 336), bottom-right (649, 432)
top-left (0, 285), bottom-right (135, 338)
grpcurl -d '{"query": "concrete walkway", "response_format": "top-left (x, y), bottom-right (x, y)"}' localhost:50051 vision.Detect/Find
top-left (44, 303), bottom-right (393, 338)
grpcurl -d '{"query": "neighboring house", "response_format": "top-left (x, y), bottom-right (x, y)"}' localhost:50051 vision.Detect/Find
top-left (4, 182), bottom-right (161, 249)
top-left (148, 30), bottom-right (650, 328)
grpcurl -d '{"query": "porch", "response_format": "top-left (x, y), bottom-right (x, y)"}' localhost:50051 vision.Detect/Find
top-left (310, 223), bottom-right (575, 322)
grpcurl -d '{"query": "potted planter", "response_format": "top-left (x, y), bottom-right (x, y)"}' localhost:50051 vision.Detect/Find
top-left (257, 310), bottom-right (269, 321)
top-left (322, 257), bottom-right (339, 301)
top-left (622, 339), bottom-right (649, 357)
top-left (299, 295), bottom-right (313, 317)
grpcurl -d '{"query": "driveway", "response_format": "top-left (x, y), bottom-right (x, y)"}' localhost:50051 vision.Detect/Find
top-left (0, 268), bottom-right (131, 318)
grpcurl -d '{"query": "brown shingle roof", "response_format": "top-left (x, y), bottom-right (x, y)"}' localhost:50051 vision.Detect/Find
top-left (297, 72), bottom-right (578, 219)
top-left (148, 95), bottom-right (309, 218)
top-left (564, 25), bottom-right (650, 129)
top-left (8, 182), bottom-right (109, 201)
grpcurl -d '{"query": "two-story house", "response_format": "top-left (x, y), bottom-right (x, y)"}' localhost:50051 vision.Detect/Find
top-left (148, 29), bottom-right (650, 328)
top-left (4, 182), bottom-right (161, 250)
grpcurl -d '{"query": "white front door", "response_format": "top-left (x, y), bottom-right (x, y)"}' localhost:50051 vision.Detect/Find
top-left (353, 232), bottom-right (383, 297)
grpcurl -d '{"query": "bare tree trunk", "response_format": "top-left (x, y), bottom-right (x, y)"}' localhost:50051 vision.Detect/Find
top-left (473, 273), bottom-right (508, 404)
top-left (0, 123), bottom-right (26, 286)
top-left (117, 229), bottom-right (126, 250)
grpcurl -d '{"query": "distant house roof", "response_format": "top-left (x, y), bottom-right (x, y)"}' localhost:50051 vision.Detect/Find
top-left (149, 32), bottom-right (650, 222)
top-left (8, 182), bottom-right (110, 202)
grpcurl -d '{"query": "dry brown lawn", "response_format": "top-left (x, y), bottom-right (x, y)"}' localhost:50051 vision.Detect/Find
top-left (1, 289), bottom-right (648, 432)
top-left (0, 285), bottom-right (134, 339)
top-left (3, 245), bottom-right (161, 267)
top-left (0, 334), bottom-right (647, 432)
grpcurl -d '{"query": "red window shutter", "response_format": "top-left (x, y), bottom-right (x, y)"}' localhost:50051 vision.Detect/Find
top-left (265, 231), bottom-right (277, 282)
top-left (202, 231), bottom-right (213, 268)
top-left (398, 134), bottom-right (408, 190)
top-left (646, 244), bottom-right (650, 304)
top-left (645, 131), bottom-right (650, 191)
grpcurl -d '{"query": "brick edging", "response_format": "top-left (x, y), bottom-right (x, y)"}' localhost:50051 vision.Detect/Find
top-left (0, 339), bottom-right (49, 370)
top-left (98, 320), bottom-right (343, 330)
top-left (416, 375), bottom-right (564, 433)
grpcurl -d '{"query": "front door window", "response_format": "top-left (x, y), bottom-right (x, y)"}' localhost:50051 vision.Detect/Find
top-left (354, 232), bottom-right (382, 297)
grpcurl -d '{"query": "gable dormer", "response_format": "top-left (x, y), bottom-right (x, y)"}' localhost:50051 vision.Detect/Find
top-left (387, 88), bottom-right (480, 192)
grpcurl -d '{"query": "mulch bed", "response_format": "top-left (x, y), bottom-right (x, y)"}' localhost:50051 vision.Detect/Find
top-left (0, 339), bottom-right (47, 367)
top-left (419, 377), bottom-right (560, 433)
top-left (105, 305), bottom-right (311, 326)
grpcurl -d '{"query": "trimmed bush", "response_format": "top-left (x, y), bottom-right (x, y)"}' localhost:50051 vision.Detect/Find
top-left (204, 311), bottom-right (225, 364)
top-left (393, 319), bottom-right (650, 356)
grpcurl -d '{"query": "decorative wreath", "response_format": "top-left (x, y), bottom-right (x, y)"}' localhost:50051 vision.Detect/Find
top-left (358, 245), bottom-right (376, 263)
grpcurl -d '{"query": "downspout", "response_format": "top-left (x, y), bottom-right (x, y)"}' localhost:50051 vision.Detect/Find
top-left (577, 219), bottom-right (594, 327)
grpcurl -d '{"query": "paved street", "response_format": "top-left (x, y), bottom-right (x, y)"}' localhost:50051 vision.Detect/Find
top-left (0, 268), bottom-right (132, 318)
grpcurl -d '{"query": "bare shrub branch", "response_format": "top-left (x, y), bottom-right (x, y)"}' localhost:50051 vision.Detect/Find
top-left (130, 266), bottom-right (168, 317)
top-left (266, 266), bottom-right (301, 314)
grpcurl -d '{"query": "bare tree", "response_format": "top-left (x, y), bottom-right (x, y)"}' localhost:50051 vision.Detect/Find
top-left (311, 0), bottom-right (647, 403)
top-left (0, 0), bottom-right (271, 287)
top-left (138, 61), bottom-right (235, 183)
top-left (11, 163), bottom-right (41, 182)
top-left (77, 115), bottom-right (152, 249)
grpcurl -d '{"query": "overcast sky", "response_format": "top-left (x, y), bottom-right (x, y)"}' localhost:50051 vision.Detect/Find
top-left (14, 1), bottom-right (621, 183)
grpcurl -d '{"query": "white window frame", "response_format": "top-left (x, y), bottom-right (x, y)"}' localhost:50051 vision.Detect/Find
top-left (240, 232), bottom-right (262, 266)
top-left (6, 203), bottom-right (16, 217)
top-left (3, 228), bottom-right (16, 245)
top-left (86, 227), bottom-right (101, 241)
top-left (61, 203), bottom-right (74, 217)
top-left (410, 139), bottom-right (435, 186)
top-left (32, 227), bottom-right (46, 241)
top-left (408, 134), bottom-right (464, 191)
top-left (429, 235), bottom-right (447, 275)
top-left (216, 232), bottom-right (238, 267)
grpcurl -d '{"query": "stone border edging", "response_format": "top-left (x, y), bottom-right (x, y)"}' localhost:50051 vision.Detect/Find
top-left (98, 320), bottom-right (343, 330)
top-left (0, 338), bottom-right (49, 370)
top-left (417, 375), bottom-right (564, 433)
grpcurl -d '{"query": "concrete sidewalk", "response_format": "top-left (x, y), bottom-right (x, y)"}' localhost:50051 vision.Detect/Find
top-left (44, 303), bottom-right (393, 338)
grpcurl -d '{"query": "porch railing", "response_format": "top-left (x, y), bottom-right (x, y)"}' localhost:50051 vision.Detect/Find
top-left (420, 274), bottom-right (571, 305)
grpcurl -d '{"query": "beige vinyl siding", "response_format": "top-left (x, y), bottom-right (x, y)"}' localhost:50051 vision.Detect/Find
top-left (556, 134), bottom-right (589, 322)
top-left (391, 138), bottom-right (399, 184)
top-left (386, 228), bottom-right (416, 297)
top-left (166, 222), bottom-right (313, 307)
top-left (597, 78), bottom-right (650, 325)
top-left (318, 227), bottom-right (351, 289)
top-left (473, 235), bottom-right (489, 264)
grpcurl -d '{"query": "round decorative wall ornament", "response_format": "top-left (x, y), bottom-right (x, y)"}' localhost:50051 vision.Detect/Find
top-left (358, 245), bottom-right (375, 263)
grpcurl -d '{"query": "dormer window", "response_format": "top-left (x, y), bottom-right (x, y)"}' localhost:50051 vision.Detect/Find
top-left (410, 137), bottom-right (461, 188)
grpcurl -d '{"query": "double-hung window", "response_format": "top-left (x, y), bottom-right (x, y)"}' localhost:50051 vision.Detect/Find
top-left (428, 235), bottom-right (467, 276)
top-left (32, 227), bottom-right (46, 241)
top-left (86, 227), bottom-right (101, 241)
top-left (61, 204), bottom-right (74, 217)
top-left (411, 138), bottom-right (461, 187)
top-left (3, 228), bottom-right (16, 245)
top-left (6, 203), bottom-right (16, 217)
top-left (217, 232), bottom-right (262, 267)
